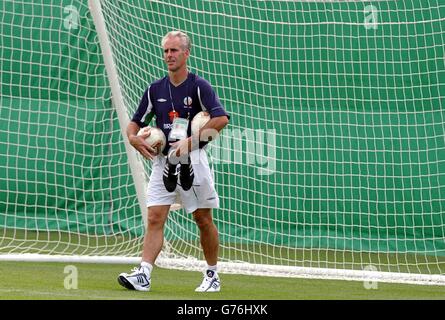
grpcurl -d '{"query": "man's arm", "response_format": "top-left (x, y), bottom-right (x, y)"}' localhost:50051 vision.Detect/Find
top-left (200, 115), bottom-right (229, 135)
top-left (127, 121), bottom-right (157, 160)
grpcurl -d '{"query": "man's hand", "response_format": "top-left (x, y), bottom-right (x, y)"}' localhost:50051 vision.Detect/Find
top-left (169, 137), bottom-right (191, 158)
top-left (129, 128), bottom-right (158, 160)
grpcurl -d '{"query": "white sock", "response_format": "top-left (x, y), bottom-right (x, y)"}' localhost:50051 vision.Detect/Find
top-left (207, 264), bottom-right (217, 273)
top-left (140, 261), bottom-right (153, 275)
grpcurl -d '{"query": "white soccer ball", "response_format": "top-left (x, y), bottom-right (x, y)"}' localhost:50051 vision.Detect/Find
top-left (191, 111), bottom-right (210, 135)
top-left (137, 127), bottom-right (166, 155)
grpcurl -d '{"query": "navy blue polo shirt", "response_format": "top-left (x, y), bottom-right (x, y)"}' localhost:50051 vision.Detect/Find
top-left (132, 72), bottom-right (229, 155)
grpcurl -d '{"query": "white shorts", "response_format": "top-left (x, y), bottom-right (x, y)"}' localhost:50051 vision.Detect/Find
top-left (146, 149), bottom-right (220, 213)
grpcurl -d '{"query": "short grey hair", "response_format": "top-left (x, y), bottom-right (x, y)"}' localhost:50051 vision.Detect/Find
top-left (161, 31), bottom-right (191, 51)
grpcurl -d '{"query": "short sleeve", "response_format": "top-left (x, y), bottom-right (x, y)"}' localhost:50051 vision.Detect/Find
top-left (197, 79), bottom-right (230, 120)
top-left (131, 87), bottom-right (155, 127)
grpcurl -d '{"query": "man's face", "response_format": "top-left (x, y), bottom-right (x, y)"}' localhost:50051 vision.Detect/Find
top-left (163, 36), bottom-right (189, 72)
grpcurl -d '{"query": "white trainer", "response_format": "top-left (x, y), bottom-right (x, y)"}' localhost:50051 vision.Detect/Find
top-left (118, 266), bottom-right (151, 292)
top-left (195, 270), bottom-right (221, 292)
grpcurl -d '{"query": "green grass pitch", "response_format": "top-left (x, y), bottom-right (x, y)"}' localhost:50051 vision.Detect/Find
top-left (0, 261), bottom-right (444, 300)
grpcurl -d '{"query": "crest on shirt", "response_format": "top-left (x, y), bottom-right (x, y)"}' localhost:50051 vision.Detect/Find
top-left (183, 96), bottom-right (192, 107)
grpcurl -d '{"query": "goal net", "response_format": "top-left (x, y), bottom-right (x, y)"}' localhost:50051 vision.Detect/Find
top-left (1, 0), bottom-right (445, 285)
top-left (0, 1), bottom-right (145, 261)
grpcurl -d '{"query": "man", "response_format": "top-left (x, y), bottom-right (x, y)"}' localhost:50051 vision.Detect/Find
top-left (118, 31), bottom-right (229, 292)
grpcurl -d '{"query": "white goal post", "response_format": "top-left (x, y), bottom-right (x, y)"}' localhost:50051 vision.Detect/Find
top-left (88, 0), bottom-right (148, 227)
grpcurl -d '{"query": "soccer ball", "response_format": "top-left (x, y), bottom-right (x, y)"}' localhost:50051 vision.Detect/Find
top-left (137, 127), bottom-right (166, 155)
top-left (191, 111), bottom-right (210, 135)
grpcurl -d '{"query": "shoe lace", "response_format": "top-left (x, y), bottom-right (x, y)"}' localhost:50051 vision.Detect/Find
top-left (130, 266), bottom-right (148, 276)
top-left (198, 272), bottom-right (219, 289)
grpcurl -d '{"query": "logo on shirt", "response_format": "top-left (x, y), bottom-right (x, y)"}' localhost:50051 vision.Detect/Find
top-left (157, 98), bottom-right (167, 102)
top-left (183, 96), bottom-right (192, 106)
